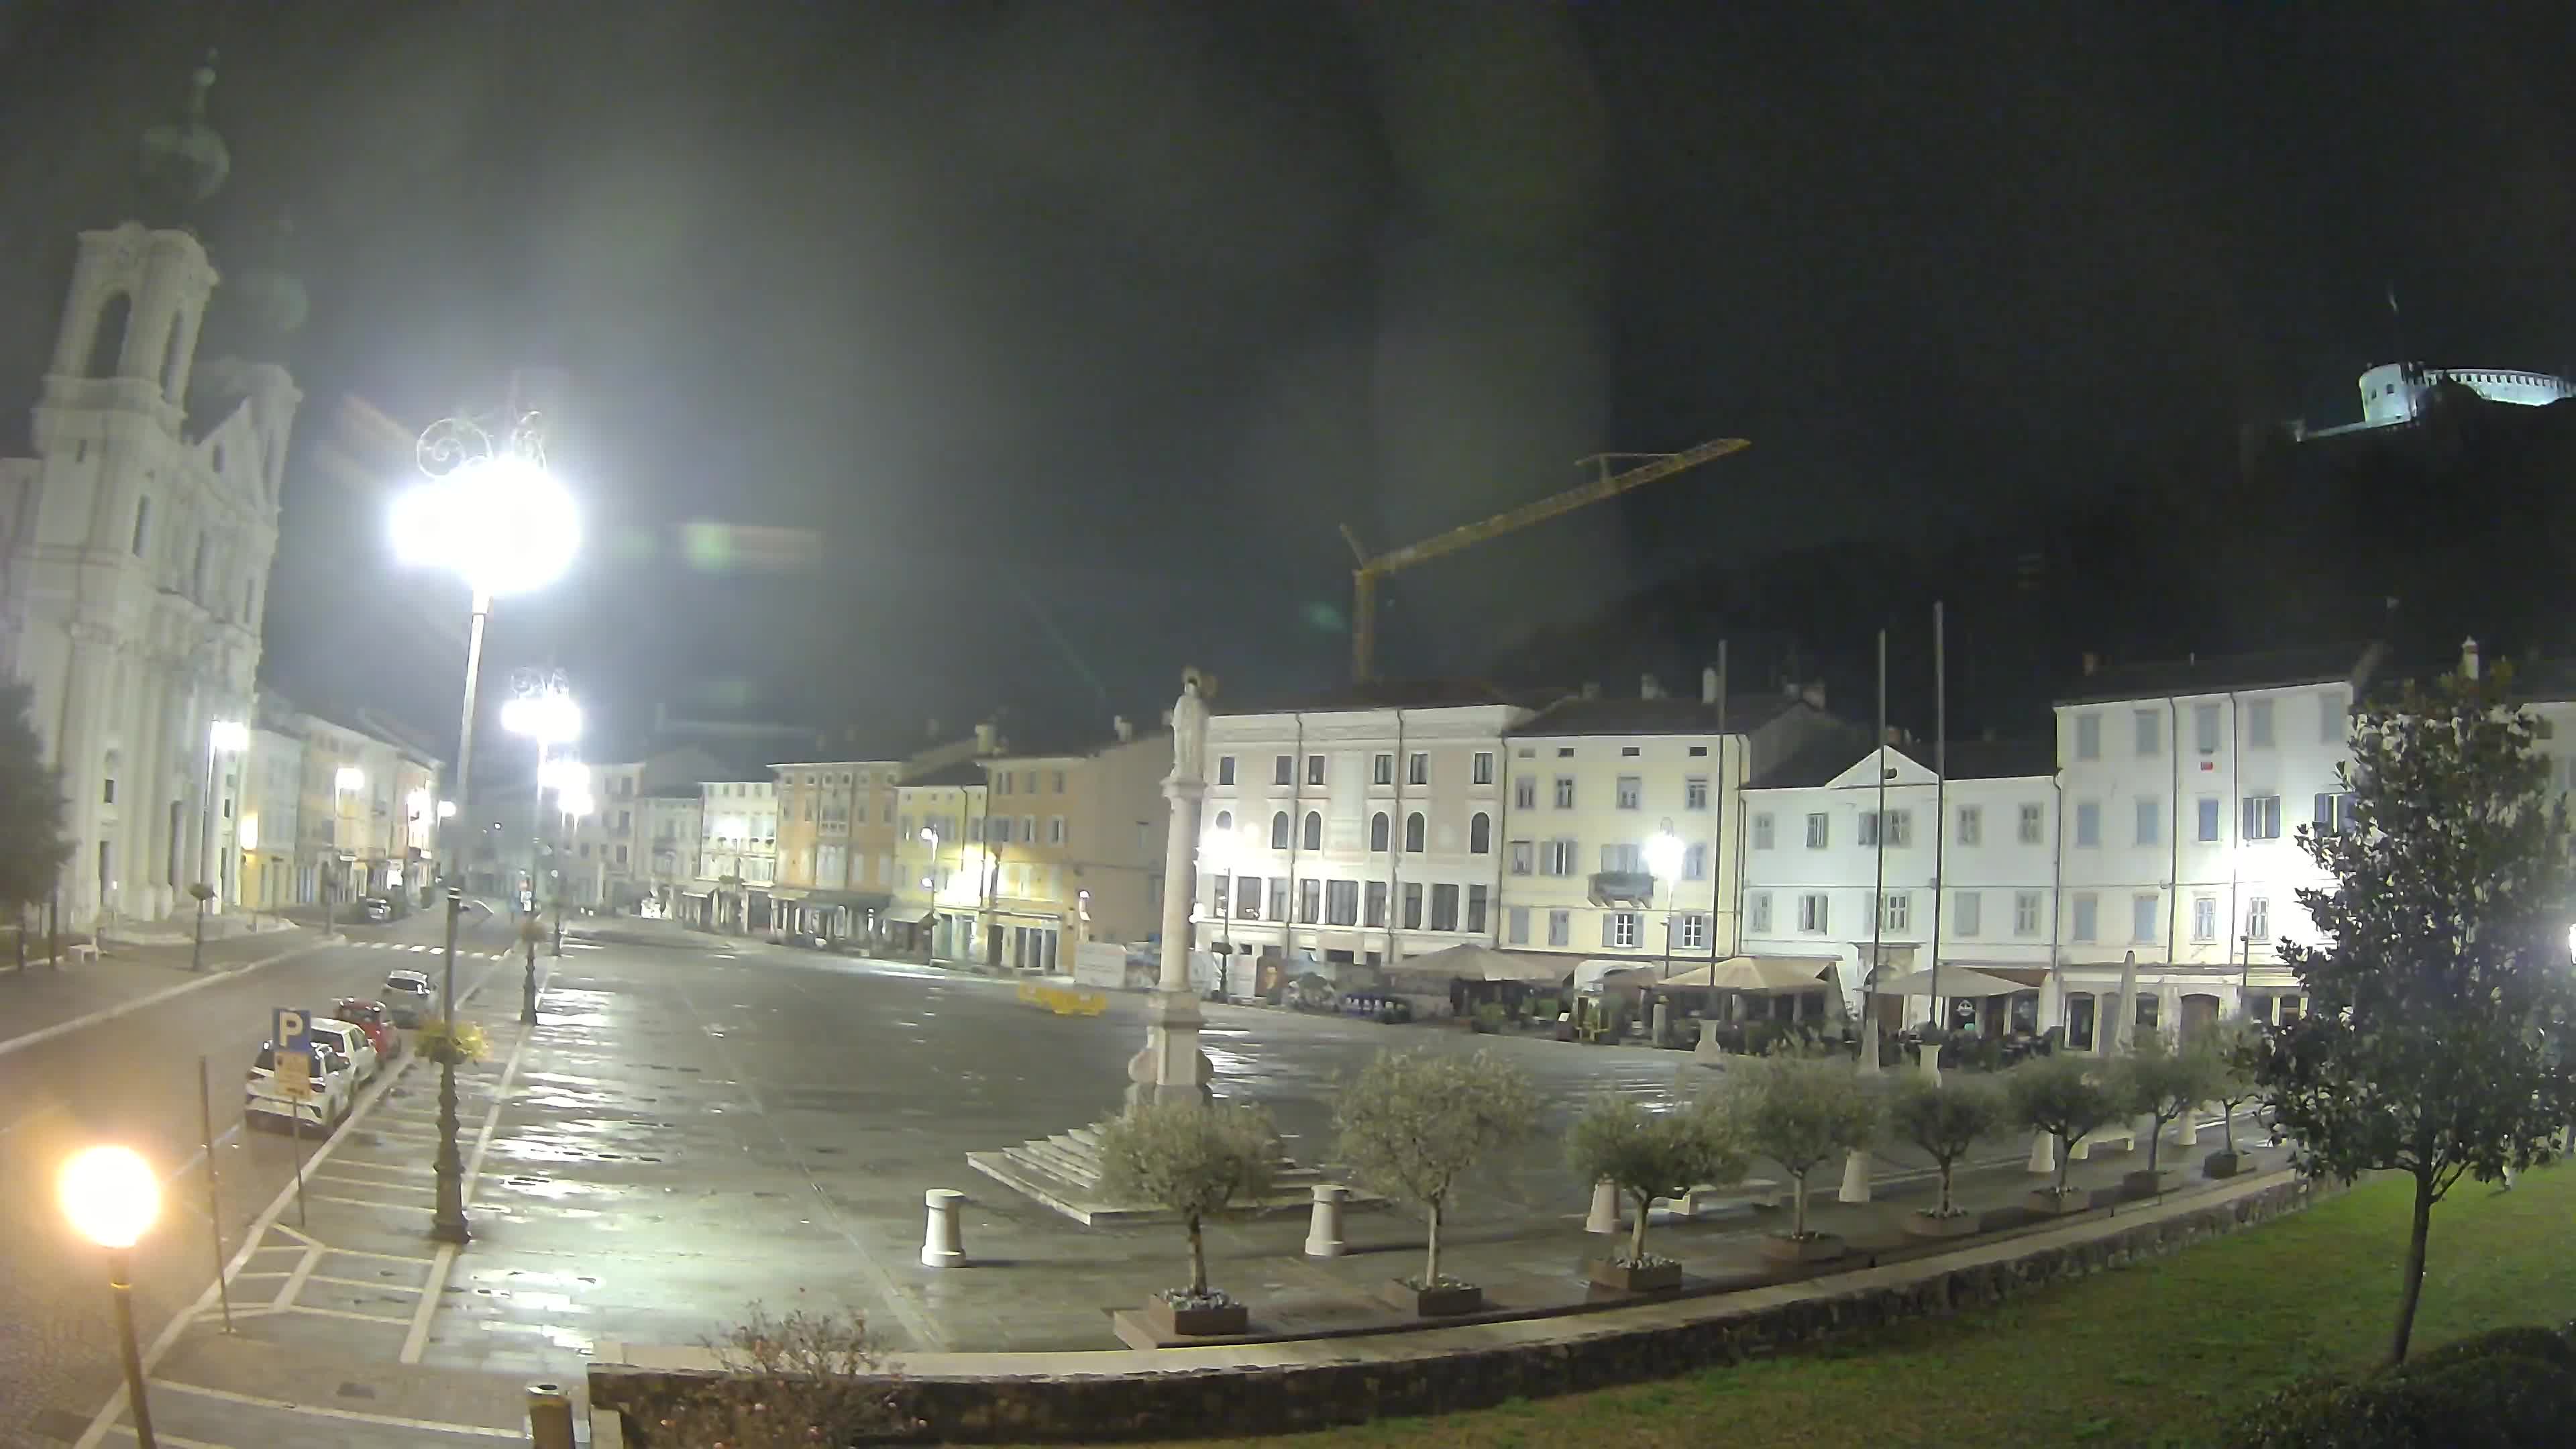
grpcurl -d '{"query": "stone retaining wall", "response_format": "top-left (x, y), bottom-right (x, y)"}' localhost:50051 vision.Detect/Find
top-left (590, 1173), bottom-right (2322, 1444)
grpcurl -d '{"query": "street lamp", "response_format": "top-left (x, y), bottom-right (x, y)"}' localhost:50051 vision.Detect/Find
top-left (390, 406), bottom-right (578, 1247)
top-left (508, 684), bottom-right (584, 971)
top-left (1644, 828), bottom-right (1685, 980)
top-left (193, 720), bottom-right (249, 964)
top-left (554, 782), bottom-right (594, 956)
top-left (60, 1146), bottom-right (160, 1449)
top-left (1200, 830), bottom-right (1235, 960)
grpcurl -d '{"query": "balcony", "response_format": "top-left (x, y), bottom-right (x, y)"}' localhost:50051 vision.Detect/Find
top-left (1589, 870), bottom-right (1655, 906)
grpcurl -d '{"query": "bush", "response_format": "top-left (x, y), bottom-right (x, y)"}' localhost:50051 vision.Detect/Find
top-left (650, 1301), bottom-right (915, 1447)
top-left (2218, 1325), bottom-right (2576, 1448)
top-left (1471, 1002), bottom-right (1508, 1034)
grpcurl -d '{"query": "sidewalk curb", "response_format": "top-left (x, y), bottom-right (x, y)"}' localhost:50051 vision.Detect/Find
top-left (0, 933), bottom-right (336, 1062)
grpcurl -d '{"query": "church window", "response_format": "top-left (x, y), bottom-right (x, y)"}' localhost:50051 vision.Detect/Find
top-left (89, 294), bottom-right (131, 378)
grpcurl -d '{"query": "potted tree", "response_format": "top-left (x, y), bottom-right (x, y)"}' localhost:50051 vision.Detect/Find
top-left (1889, 1072), bottom-right (2007, 1238)
top-left (1096, 1099), bottom-right (1277, 1338)
top-left (1729, 1049), bottom-right (1880, 1263)
top-left (2113, 1029), bottom-right (2218, 1196)
top-left (2009, 1054), bottom-right (2120, 1214)
top-left (1566, 1092), bottom-right (1746, 1293)
top-left (2201, 1018), bottom-right (2263, 1179)
top-left (1334, 1048), bottom-right (1538, 1316)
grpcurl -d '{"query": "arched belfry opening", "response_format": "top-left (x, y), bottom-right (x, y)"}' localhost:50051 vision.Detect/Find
top-left (89, 293), bottom-right (132, 378)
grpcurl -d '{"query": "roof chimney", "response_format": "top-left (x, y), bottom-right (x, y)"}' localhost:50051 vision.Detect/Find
top-left (1640, 674), bottom-right (1663, 700)
top-left (2461, 636), bottom-right (2481, 680)
top-left (1701, 666), bottom-right (1719, 704)
top-left (1580, 681), bottom-right (1601, 700)
top-left (2081, 651), bottom-right (2100, 676)
top-left (1801, 681), bottom-right (1827, 710)
top-left (1114, 715), bottom-right (1134, 743)
top-left (973, 721), bottom-right (997, 754)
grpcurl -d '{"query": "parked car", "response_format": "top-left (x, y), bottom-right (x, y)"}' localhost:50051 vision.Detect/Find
top-left (332, 998), bottom-right (400, 1061)
top-left (246, 1040), bottom-right (353, 1131)
top-left (360, 896), bottom-right (396, 923)
top-left (381, 969), bottom-right (437, 1028)
top-left (304, 1017), bottom-right (380, 1083)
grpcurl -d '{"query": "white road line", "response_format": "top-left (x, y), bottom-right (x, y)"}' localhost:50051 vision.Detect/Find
top-left (307, 1273), bottom-right (424, 1294)
top-left (0, 935), bottom-right (324, 1061)
top-left (307, 1244), bottom-right (437, 1266)
top-left (311, 1194), bottom-right (425, 1212)
top-left (277, 1304), bottom-right (413, 1326)
top-left (399, 1243), bottom-right (456, 1364)
top-left (146, 1381), bottom-right (521, 1439)
top-left (104, 1424), bottom-right (233, 1448)
top-left (273, 1248), bottom-right (321, 1311)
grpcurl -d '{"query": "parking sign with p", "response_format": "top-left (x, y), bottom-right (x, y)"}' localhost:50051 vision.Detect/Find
top-left (273, 1007), bottom-right (313, 1099)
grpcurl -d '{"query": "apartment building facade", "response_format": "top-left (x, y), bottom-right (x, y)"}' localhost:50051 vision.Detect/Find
top-left (966, 720), bottom-right (1169, 971)
top-left (1495, 676), bottom-right (1836, 973)
top-left (890, 760), bottom-right (989, 960)
top-left (771, 757), bottom-right (904, 940)
top-left (688, 777), bottom-right (777, 932)
top-left (641, 787), bottom-right (701, 914)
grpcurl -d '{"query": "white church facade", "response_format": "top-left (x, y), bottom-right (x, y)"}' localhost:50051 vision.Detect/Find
top-left (0, 63), bottom-right (303, 929)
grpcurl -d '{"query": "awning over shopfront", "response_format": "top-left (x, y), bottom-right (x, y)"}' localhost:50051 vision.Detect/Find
top-left (1875, 965), bottom-right (2029, 998)
top-left (1571, 959), bottom-right (1657, 994)
top-left (883, 904), bottom-right (935, 926)
top-left (1658, 956), bottom-right (1838, 992)
top-left (806, 891), bottom-right (892, 912)
top-left (1399, 944), bottom-right (1570, 983)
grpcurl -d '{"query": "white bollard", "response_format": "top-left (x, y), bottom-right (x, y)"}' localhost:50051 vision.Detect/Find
top-left (1917, 1046), bottom-right (1943, 1087)
top-left (920, 1188), bottom-right (966, 1268)
top-left (2170, 1106), bottom-right (2198, 1150)
top-left (1586, 1179), bottom-right (1621, 1234)
top-left (1836, 1146), bottom-right (1872, 1203)
top-left (2028, 1129), bottom-right (2057, 1176)
top-left (1303, 1184), bottom-right (1349, 1258)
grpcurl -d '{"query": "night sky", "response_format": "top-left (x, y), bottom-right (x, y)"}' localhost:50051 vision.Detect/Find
top-left (3, 1), bottom-right (2572, 759)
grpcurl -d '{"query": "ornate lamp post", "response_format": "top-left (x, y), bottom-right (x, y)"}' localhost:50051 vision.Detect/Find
top-left (506, 681), bottom-right (583, 986)
top-left (60, 1146), bottom-right (161, 1449)
top-left (1643, 826), bottom-right (1684, 981)
top-left (390, 408), bottom-right (578, 1246)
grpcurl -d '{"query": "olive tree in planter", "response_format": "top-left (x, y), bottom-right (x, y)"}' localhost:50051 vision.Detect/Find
top-left (1334, 1047), bottom-right (1538, 1316)
top-left (2200, 1018), bottom-right (2264, 1178)
top-left (2009, 1053), bottom-right (2121, 1213)
top-left (1096, 1099), bottom-right (1277, 1337)
top-left (2112, 1029), bottom-right (2218, 1193)
top-left (1888, 1072), bottom-right (2007, 1238)
top-left (1566, 1091), bottom-right (1747, 1293)
top-left (1728, 1049), bottom-right (1881, 1263)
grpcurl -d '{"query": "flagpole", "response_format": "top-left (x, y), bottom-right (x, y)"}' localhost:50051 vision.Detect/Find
top-left (1927, 602), bottom-right (1947, 1050)
top-left (1862, 628), bottom-right (1887, 1075)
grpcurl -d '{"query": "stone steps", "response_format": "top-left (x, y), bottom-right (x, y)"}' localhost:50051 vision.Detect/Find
top-left (969, 1122), bottom-right (1362, 1227)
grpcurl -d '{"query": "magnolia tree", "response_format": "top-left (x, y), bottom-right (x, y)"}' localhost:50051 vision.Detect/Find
top-left (1566, 1092), bottom-right (1748, 1267)
top-left (1888, 1073), bottom-right (2007, 1220)
top-left (2010, 1054), bottom-right (2121, 1199)
top-left (1334, 1048), bottom-right (1538, 1289)
top-left (2113, 1030), bottom-right (2217, 1176)
top-left (1727, 1049), bottom-right (1880, 1239)
top-left (2250, 663), bottom-right (2576, 1364)
top-left (1097, 1099), bottom-right (1278, 1305)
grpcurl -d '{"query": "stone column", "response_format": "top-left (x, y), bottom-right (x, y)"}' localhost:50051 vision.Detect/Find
top-left (920, 1188), bottom-right (965, 1268)
top-left (1127, 675), bottom-right (1212, 1106)
top-left (1303, 1185), bottom-right (1348, 1258)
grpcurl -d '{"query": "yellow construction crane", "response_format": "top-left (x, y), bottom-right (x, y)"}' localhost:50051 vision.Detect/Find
top-left (1339, 436), bottom-right (1752, 682)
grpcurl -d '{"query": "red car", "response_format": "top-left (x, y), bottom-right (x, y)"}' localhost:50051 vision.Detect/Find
top-left (332, 998), bottom-right (402, 1061)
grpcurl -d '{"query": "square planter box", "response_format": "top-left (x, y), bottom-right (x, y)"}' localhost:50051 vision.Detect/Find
top-left (1585, 1257), bottom-right (1682, 1293)
top-left (2204, 1150), bottom-right (2243, 1179)
top-left (2123, 1169), bottom-right (2180, 1199)
top-left (1381, 1280), bottom-right (1485, 1317)
top-left (1902, 1210), bottom-right (1982, 1240)
top-left (1759, 1232), bottom-right (1848, 1264)
top-left (2027, 1187), bottom-right (2094, 1216)
top-left (1140, 1297), bottom-right (1249, 1338)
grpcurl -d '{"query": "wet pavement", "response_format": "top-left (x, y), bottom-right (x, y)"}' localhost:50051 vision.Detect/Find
top-left (22, 920), bottom-right (2284, 1446)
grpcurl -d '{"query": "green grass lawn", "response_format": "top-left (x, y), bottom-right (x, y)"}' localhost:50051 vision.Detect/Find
top-left (1165, 1166), bottom-right (2576, 1449)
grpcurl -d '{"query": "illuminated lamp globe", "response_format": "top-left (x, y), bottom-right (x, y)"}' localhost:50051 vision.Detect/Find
top-left (502, 693), bottom-right (582, 748)
top-left (389, 452), bottom-right (579, 600)
top-left (60, 1146), bottom-right (159, 1249)
top-left (1643, 831), bottom-right (1685, 880)
top-left (558, 788), bottom-right (596, 820)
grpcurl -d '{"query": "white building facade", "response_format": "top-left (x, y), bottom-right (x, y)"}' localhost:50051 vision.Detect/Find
top-left (1495, 675), bottom-right (1835, 973)
top-left (691, 778), bottom-right (776, 932)
top-left (1193, 692), bottom-right (1529, 969)
top-left (1740, 739), bottom-right (2061, 1034)
top-left (641, 788), bottom-right (702, 916)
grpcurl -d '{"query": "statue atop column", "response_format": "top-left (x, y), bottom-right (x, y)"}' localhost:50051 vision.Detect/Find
top-left (1171, 668), bottom-right (1210, 783)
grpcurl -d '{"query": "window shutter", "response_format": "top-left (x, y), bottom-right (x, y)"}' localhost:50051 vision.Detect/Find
top-left (1601, 913), bottom-right (1615, 947)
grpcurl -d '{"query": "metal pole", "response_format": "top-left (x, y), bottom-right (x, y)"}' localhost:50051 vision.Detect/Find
top-left (190, 894), bottom-right (205, 973)
top-left (1928, 601), bottom-right (1947, 1034)
top-left (289, 1093), bottom-right (307, 1228)
top-left (198, 1057), bottom-right (233, 1333)
top-left (1862, 628), bottom-right (1887, 1073)
top-left (198, 735), bottom-right (218, 918)
top-left (432, 590), bottom-right (490, 1246)
top-left (106, 1248), bottom-right (158, 1449)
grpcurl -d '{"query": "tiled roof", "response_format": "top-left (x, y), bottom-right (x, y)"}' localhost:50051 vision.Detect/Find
top-left (1212, 678), bottom-right (1564, 716)
top-left (900, 759), bottom-right (987, 788)
top-left (1749, 733), bottom-right (2052, 788)
top-left (2053, 644), bottom-right (2379, 704)
top-left (1752, 733), bottom-right (1876, 789)
top-left (1509, 693), bottom-right (1802, 738)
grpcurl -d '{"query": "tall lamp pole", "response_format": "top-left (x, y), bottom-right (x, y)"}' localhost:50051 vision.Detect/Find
top-left (1644, 828), bottom-right (1684, 981)
top-left (60, 1146), bottom-right (161, 1449)
top-left (392, 407), bottom-right (580, 1246)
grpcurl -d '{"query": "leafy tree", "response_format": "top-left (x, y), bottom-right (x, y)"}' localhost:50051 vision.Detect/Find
top-left (2202, 1018), bottom-right (2267, 1156)
top-left (0, 682), bottom-right (70, 954)
top-left (2112, 1029), bottom-right (2218, 1175)
top-left (1726, 1049), bottom-right (1881, 1238)
top-left (1097, 1099), bottom-right (1277, 1301)
top-left (2250, 662), bottom-right (2576, 1364)
top-left (1334, 1048), bottom-right (1538, 1289)
top-left (1566, 1091), bottom-right (1748, 1267)
top-left (2009, 1054), bottom-right (2121, 1198)
top-left (1888, 1073), bottom-right (2007, 1219)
